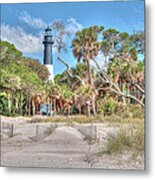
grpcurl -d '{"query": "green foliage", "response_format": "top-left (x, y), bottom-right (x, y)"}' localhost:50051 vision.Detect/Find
top-left (115, 104), bottom-right (144, 119)
top-left (97, 94), bottom-right (144, 121)
top-left (97, 96), bottom-right (118, 116)
top-left (54, 71), bottom-right (70, 89)
top-left (72, 26), bottom-right (104, 84)
top-left (60, 84), bottom-right (74, 99)
top-left (103, 100), bottom-right (118, 116)
top-left (0, 40), bottom-right (22, 67)
top-left (119, 32), bottom-right (129, 39)
top-left (130, 31), bottom-right (144, 55)
top-left (72, 63), bottom-right (87, 78)
top-left (0, 92), bottom-right (8, 115)
top-left (0, 40), bottom-right (49, 116)
top-left (21, 58), bottom-right (49, 81)
top-left (72, 26), bottom-right (103, 62)
top-left (137, 60), bottom-right (144, 72)
top-left (54, 73), bottom-right (66, 85)
top-left (54, 63), bottom-right (89, 101)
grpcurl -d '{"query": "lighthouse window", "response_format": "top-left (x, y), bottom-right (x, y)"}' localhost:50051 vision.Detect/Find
top-left (45, 28), bottom-right (51, 36)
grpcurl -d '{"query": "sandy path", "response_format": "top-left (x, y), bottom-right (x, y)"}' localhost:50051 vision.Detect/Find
top-left (1, 117), bottom-right (144, 169)
top-left (1, 141), bottom-right (144, 169)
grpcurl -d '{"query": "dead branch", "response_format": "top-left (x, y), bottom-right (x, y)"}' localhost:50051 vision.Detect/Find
top-left (132, 83), bottom-right (145, 94)
top-left (92, 58), bottom-right (145, 107)
top-left (98, 87), bottom-right (144, 107)
top-left (57, 49), bottom-right (85, 86)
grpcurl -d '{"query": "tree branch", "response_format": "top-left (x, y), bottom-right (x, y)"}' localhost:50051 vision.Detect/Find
top-left (109, 87), bottom-right (145, 107)
top-left (92, 58), bottom-right (145, 107)
top-left (98, 87), bottom-right (144, 107)
top-left (132, 83), bottom-right (145, 94)
top-left (57, 50), bottom-right (85, 86)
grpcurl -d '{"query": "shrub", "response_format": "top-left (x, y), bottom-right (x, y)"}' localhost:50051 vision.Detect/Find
top-left (116, 103), bottom-right (144, 119)
top-left (97, 97), bottom-right (118, 116)
top-left (97, 94), bottom-right (144, 120)
top-left (106, 124), bottom-right (144, 154)
top-left (129, 105), bottom-right (144, 119)
top-left (107, 129), bottom-right (132, 154)
top-left (132, 124), bottom-right (144, 152)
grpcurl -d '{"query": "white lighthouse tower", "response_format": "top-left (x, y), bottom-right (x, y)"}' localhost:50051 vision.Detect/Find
top-left (43, 27), bottom-right (54, 82)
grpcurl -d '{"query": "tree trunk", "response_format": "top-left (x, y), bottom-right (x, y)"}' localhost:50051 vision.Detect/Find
top-left (47, 98), bottom-right (51, 116)
top-left (8, 93), bottom-right (11, 114)
top-left (15, 93), bottom-right (19, 114)
top-left (92, 94), bottom-right (96, 116)
top-left (53, 99), bottom-right (56, 114)
top-left (50, 99), bottom-right (53, 116)
top-left (79, 106), bottom-right (81, 115)
top-left (32, 98), bottom-right (35, 116)
top-left (26, 97), bottom-right (29, 116)
top-left (87, 60), bottom-right (92, 85)
top-left (20, 93), bottom-right (23, 115)
top-left (87, 102), bottom-right (91, 117)
top-left (28, 98), bottom-right (31, 116)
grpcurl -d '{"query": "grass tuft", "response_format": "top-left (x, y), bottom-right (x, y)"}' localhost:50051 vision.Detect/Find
top-left (44, 124), bottom-right (57, 135)
top-left (106, 124), bottom-right (144, 154)
top-left (29, 113), bottom-right (144, 125)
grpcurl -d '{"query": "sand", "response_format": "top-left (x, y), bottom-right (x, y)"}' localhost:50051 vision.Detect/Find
top-left (0, 117), bottom-right (144, 169)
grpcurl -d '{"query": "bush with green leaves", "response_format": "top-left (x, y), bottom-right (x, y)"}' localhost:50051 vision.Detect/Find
top-left (97, 96), bottom-right (118, 116)
top-left (115, 103), bottom-right (144, 119)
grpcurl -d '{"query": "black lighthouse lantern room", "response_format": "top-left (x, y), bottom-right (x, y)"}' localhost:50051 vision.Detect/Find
top-left (43, 26), bottom-right (54, 65)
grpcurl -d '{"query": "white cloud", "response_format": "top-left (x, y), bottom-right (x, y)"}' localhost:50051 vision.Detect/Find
top-left (66, 18), bottom-right (83, 34)
top-left (51, 18), bottom-right (84, 52)
top-left (1, 24), bottom-right (43, 53)
top-left (19, 11), bottom-right (47, 29)
top-left (0, 17), bottom-right (83, 55)
top-left (90, 51), bottom-right (107, 70)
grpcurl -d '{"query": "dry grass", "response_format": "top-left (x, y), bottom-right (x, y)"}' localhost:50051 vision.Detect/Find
top-left (44, 124), bottom-right (57, 135)
top-left (30, 115), bottom-right (103, 124)
top-left (106, 124), bottom-right (144, 154)
top-left (28, 104), bottom-right (144, 125)
top-left (30, 111), bottom-right (144, 125)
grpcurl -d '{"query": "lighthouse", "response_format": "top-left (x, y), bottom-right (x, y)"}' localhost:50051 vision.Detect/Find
top-left (43, 27), bottom-right (54, 82)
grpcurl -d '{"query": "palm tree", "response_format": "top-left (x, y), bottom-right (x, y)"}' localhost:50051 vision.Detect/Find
top-left (72, 26), bottom-right (104, 85)
top-left (72, 26), bottom-right (103, 116)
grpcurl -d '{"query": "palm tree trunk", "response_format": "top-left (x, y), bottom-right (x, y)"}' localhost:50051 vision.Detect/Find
top-left (15, 98), bottom-right (18, 114)
top-left (87, 60), bottom-right (92, 85)
top-left (87, 102), bottom-right (91, 117)
top-left (8, 93), bottom-right (11, 114)
top-left (79, 106), bottom-right (81, 115)
top-left (47, 98), bottom-right (50, 116)
top-left (53, 99), bottom-right (56, 114)
top-left (20, 93), bottom-right (23, 115)
top-left (32, 98), bottom-right (35, 116)
top-left (92, 94), bottom-right (96, 116)
top-left (26, 97), bottom-right (29, 116)
top-left (28, 97), bottom-right (31, 116)
top-left (50, 99), bottom-right (53, 116)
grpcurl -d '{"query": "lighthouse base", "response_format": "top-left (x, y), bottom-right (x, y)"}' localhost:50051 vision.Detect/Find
top-left (45, 64), bottom-right (54, 82)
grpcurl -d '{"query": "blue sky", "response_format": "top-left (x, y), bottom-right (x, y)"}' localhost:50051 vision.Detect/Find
top-left (1, 1), bottom-right (144, 75)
